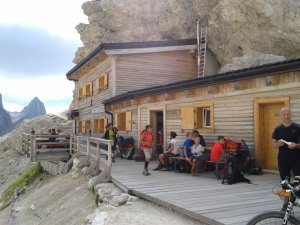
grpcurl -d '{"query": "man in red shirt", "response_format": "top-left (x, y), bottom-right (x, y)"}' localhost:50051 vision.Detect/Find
top-left (140, 125), bottom-right (154, 176)
top-left (211, 136), bottom-right (225, 162)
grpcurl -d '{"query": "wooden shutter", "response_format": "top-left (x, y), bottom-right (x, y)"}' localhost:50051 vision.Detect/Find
top-left (82, 86), bottom-right (86, 99)
top-left (82, 120), bottom-right (86, 134)
top-left (181, 107), bottom-right (195, 129)
top-left (85, 120), bottom-right (91, 134)
top-left (126, 112), bottom-right (132, 131)
top-left (104, 73), bottom-right (108, 90)
top-left (90, 82), bottom-right (93, 96)
top-left (96, 78), bottom-right (100, 92)
top-left (78, 121), bottom-right (83, 134)
top-left (114, 113), bottom-right (118, 129)
top-left (104, 118), bottom-right (108, 131)
top-left (195, 107), bottom-right (203, 129)
top-left (93, 119), bottom-right (98, 133)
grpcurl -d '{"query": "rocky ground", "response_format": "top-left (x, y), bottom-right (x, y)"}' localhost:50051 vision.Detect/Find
top-left (0, 114), bottom-right (203, 225)
top-left (0, 157), bottom-right (202, 225)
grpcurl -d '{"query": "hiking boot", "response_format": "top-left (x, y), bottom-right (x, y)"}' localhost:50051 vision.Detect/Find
top-left (143, 169), bottom-right (150, 176)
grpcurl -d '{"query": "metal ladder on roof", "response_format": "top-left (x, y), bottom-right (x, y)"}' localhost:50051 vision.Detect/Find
top-left (197, 23), bottom-right (208, 78)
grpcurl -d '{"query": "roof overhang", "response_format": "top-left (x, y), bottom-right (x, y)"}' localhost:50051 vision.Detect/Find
top-left (103, 58), bottom-right (300, 106)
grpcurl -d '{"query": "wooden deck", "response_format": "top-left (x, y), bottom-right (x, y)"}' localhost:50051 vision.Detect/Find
top-left (111, 159), bottom-right (300, 225)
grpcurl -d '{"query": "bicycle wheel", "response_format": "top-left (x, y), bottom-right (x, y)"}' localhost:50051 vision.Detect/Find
top-left (247, 211), bottom-right (300, 225)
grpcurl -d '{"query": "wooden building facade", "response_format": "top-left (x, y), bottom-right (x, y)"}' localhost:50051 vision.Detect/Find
top-left (103, 59), bottom-right (300, 170)
top-left (66, 39), bottom-right (219, 137)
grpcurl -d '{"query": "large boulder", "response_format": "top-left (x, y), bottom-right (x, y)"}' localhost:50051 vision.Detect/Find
top-left (220, 51), bottom-right (287, 73)
top-left (74, 0), bottom-right (300, 70)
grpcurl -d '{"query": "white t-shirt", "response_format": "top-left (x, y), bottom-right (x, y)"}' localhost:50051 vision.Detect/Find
top-left (170, 138), bottom-right (180, 154)
top-left (191, 144), bottom-right (205, 156)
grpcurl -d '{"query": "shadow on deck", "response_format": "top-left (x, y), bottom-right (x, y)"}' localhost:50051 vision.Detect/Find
top-left (111, 159), bottom-right (300, 225)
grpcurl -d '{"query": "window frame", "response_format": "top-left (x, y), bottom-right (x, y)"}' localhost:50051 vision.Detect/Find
top-left (180, 102), bottom-right (214, 133)
top-left (194, 102), bottom-right (214, 133)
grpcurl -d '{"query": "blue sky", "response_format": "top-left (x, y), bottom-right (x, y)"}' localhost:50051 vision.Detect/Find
top-left (0, 0), bottom-right (87, 113)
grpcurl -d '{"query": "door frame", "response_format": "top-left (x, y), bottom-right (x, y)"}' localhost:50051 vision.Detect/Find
top-left (254, 97), bottom-right (289, 168)
top-left (147, 106), bottom-right (166, 151)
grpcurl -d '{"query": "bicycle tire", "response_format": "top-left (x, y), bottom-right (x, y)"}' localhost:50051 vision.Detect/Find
top-left (247, 211), bottom-right (300, 225)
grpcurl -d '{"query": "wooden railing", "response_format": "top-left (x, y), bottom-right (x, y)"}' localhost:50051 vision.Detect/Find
top-left (22, 133), bottom-right (71, 162)
top-left (22, 134), bottom-right (113, 179)
top-left (70, 136), bottom-right (112, 167)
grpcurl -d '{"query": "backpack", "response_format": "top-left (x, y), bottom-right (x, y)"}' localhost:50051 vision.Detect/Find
top-left (224, 138), bottom-right (240, 150)
top-left (222, 154), bottom-right (251, 185)
top-left (121, 147), bottom-right (135, 160)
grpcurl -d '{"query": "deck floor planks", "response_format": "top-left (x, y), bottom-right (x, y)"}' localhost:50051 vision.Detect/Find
top-left (111, 160), bottom-right (300, 225)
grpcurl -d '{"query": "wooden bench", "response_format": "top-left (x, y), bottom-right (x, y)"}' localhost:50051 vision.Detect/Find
top-left (169, 157), bottom-right (190, 172)
top-left (204, 160), bottom-right (226, 179)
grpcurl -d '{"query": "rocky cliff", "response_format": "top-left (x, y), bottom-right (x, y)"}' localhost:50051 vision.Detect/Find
top-left (74, 0), bottom-right (300, 71)
top-left (0, 94), bottom-right (12, 136)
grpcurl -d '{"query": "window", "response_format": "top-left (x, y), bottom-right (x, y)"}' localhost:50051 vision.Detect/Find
top-left (114, 112), bottom-right (132, 132)
top-left (93, 118), bottom-right (107, 134)
top-left (78, 82), bottom-right (93, 101)
top-left (86, 82), bottom-right (93, 97)
top-left (78, 121), bottom-right (83, 134)
top-left (93, 119), bottom-right (99, 133)
top-left (78, 88), bottom-right (83, 100)
top-left (96, 73), bottom-right (108, 92)
top-left (203, 108), bottom-right (211, 127)
top-left (180, 102), bottom-right (214, 133)
top-left (195, 104), bottom-right (213, 130)
top-left (85, 120), bottom-right (91, 134)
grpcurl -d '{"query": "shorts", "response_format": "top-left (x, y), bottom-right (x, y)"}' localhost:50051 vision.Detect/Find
top-left (163, 152), bottom-right (179, 158)
top-left (143, 148), bottom-right (152, 160)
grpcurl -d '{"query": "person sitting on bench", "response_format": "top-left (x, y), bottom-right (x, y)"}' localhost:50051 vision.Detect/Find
top-left (180, 132), bottom-right (194, 171)
top-left (154, 131), bottom-right (180, 170)
top-left (210, 136), bottom-right (226, 175)
top-left (190, 136), bottom-right (205, 175)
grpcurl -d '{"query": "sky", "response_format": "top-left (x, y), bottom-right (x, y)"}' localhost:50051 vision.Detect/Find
top-left (0, 0), bottom-right (88, 114)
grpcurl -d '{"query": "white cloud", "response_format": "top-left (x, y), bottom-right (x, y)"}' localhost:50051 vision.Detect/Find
top-left (0, 0), bottom-right (88, 42)
top-left (0, 74), bottom-right (74, 102)
top-left (2, 102), bottom-right (23, 112)
top-left (46, 105), bottom-right (70, 115)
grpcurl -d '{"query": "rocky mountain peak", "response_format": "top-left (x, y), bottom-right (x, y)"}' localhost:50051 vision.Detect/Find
top-left (11, 97), bottom-right (46, 126)
top-left (0, 93), bottom-right (3, 109)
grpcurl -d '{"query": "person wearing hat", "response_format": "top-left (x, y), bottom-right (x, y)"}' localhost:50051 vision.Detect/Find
top-left (153, 131), bottom-right (180, 170)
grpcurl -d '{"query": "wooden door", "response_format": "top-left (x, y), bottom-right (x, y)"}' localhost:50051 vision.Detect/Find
top-left (261, 103), bottom-right (283, 170)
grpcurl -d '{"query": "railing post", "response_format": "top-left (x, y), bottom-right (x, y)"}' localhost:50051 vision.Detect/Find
top-left (69, 135), bottom-right (72, 155)
top-left (107, 141), bottom-right (112, 170)
top-left (87, 137), bottom-right (90, 162)
top-left (30, 136), bottom-right (33, 161)
top-left (76, 137), bottom-right (80, 157)
top-left (96, 141), bottom-right (100, 169)
top-left (32, 135), bottom-right (37, 161)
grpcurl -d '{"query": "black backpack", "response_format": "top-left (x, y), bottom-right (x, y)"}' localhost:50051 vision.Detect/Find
top-left (222, 153), bottom-right (251, 185)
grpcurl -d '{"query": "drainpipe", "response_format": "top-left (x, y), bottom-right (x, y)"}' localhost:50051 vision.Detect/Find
top-left (104, 103), bottom-right (114, 126)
